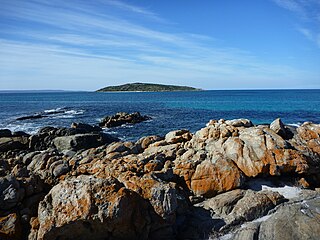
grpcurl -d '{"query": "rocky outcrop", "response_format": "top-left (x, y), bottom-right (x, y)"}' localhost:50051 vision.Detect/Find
top-left (99, 112), bottom-right (151, 128)
top-left (0, 117), bottom-right (320, 239)
top-left (33, 176), bottom-right (151, 240)
top-left (258, 196), bottom-right (320, 240)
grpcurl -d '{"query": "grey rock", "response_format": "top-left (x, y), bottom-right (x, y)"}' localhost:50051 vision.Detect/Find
top-left (0, 175), bottom-right (25, 210)
top-left (0, 136), bottom-right (29, 152)
top-left (52, 161), bottom-right (70, 177)
top-left (270, 118), bottom-right (287, 139)
top-left (0, 129), bottom-right (12, 137)
top-left (258, 197), bottom-right (320, 240)
top-left (71, 122), bottom-right (102, 132)
top-left (53, 133), bottom-right (117, 151)
top-left (99, 111), bottom-right (151, 128)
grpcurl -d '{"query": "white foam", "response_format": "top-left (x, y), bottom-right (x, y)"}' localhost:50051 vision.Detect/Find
top-left (3, 122), bottom-right (39, 134)
top-left (261, 185), bottom-right (301, 199)
top-left (288, 123), bottom-right (302, 127)
top-left (44, 107), bottom-right (63, 113)
top-left (51, 109), bottom-right (84, 118)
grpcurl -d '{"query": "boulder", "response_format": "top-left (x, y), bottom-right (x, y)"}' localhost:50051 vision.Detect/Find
top-left (165, 129), bottom-right (192, 144)
top-left (53, 133), bottom-right (118, 151)
top-left (136, 135), bottom-right (163, 151)
top-left (270, 118), bottom-right (287, 139)
top-left (198, 189), bottom-right (285, 226)
top-left (99, 112), bottom-right (151, 128)
top-left (190, 153), bottom-right (245, 197)
top-left (224, 119), bottom-right (253, 127)
top-left (34, 175), bottom-right (151, 240)
top-left (0, 136), bottom-right (29, 152)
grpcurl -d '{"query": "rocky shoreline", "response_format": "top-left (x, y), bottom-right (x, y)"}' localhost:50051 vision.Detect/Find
top-left (1, 117), bottom-right (320, 239)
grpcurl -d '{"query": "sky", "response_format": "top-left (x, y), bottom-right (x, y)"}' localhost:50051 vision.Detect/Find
top-left (0, 0), bottom-right (319, 90)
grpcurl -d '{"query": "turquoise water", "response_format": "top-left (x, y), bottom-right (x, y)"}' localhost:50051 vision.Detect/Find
top-left (0, 90), bottom-right (319, 141)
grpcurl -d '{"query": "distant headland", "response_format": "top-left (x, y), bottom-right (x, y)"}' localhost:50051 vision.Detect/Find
top-left (96, 82), bottom-right (202, 92)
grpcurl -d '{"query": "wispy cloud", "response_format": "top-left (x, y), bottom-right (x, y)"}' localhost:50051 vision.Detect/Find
top-left (0, 0), bottom-right (318, 90)
top-left (272, 0), bottom-right (320, 47)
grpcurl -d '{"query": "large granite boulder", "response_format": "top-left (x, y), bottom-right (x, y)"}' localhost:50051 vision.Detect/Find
top-left (32, 175), bottom-right (151, 240)
top-left (99, 112), bottom-right (151, 128)
top-left (187, 119), bottom-right (314, 178)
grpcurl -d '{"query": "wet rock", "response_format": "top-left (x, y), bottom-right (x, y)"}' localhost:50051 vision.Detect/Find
top-left (16, 114), bottom-right (44, 121)
top-left (99, 112), bottom-right (151, 128)
top-left (71, 122), bottom-right (102, 132)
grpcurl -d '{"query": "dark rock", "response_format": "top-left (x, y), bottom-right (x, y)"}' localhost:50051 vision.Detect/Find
top-left (71, 122), bottom-right (102, 132)
top-left (0, 129), bottom-right (12, 138)
top-left (16, 114), bottom-right (45, 121)
top-left (0, 175), bottom-right (25, 210)
top-left (12, 131), bottom-right (29, 137)
top-left (0, 213), bottom-right (22, 240)
top-left (99, 112), bottom-right (151, 128)
top-left (53, 133), bottom-right (118, 151)
top-left (0, 136), bottom-right (29, 152)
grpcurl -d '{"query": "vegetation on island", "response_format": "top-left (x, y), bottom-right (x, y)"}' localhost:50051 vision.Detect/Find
top-left (96, 82), bottom-right (202, 92)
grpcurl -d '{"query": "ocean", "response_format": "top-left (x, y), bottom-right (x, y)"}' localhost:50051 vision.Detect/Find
top-left (0, 89), bottom-right (319, 141)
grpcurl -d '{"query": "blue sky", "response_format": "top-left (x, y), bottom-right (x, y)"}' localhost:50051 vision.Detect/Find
top-left (0, 0), bottom-right (319, 90)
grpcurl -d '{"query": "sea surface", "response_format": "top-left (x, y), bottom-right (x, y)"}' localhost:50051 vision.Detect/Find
top-left (0, 90), bottom-right (319, 141)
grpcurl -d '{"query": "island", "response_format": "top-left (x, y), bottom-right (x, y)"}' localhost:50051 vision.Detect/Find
top-left (96, 82), bottom-right (202, 92)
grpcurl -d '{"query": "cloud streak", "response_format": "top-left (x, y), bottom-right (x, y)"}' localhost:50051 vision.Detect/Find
top-left (0, 0), bottom-right (318, 90)
top-left (272, 0), bottom-right (320, 47)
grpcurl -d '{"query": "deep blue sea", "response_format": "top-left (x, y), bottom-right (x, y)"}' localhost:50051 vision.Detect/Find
top-left (0, 90), bottom-right (319, 141)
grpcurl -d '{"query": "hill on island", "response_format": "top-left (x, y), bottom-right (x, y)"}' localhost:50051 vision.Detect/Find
top-left (96, 83), bottom-right (202, 92)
